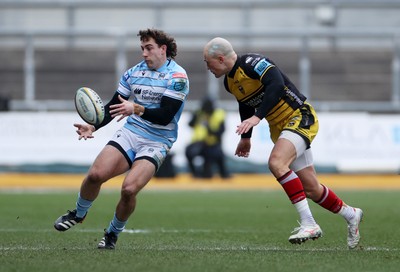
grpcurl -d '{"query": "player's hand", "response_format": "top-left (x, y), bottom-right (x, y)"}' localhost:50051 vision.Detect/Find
top-left (236, 116), bottom-right (260, 135)
top-left (235, 138), bottom-right (251, 158)
top-left (110, 95), bottom-right (134, 122)
top-left (74, 123), bottom-right (95, 140)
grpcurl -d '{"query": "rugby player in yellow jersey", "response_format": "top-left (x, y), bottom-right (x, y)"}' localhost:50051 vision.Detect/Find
top-left (203, 37), bottom-right (363, 249)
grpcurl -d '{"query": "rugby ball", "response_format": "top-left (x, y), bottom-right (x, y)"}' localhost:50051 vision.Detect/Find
top-left (74, 87), bottom-right (105, 126)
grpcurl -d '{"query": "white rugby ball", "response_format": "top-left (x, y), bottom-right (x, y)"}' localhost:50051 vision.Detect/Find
top-left (74, 87), bottom-right (105, 126)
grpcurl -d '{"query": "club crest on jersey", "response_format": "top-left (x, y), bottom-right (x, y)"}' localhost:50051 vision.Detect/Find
top-left (234, 80), bottom-right (245, 94)
top-left (288, 116), bottom-right (299, 127)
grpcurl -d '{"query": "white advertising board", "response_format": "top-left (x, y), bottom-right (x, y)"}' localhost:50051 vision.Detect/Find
top-left (0, 112), bottom-right (399, 173)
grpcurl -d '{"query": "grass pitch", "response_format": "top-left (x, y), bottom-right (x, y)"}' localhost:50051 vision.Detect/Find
top-left (0, 189), bottom-right (399, 272)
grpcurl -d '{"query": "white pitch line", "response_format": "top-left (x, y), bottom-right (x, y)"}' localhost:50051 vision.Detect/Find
top-left (0, 245), bottom-right (398, 252)
top-left (0, 228), bottom-right (264, 234)
top-left (0, 228), bottom-right (399, 252)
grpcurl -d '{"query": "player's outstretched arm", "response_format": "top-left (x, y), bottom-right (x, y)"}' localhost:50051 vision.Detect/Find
top-left (73, 123), bottom-right (95, 140)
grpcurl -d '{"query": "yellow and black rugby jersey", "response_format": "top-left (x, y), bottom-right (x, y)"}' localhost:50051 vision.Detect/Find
top-left (224, 53), bottom-right (307, 125)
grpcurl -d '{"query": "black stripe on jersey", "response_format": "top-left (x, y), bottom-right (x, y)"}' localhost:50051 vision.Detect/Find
top-left (267, 102), bottom-right (291, 122)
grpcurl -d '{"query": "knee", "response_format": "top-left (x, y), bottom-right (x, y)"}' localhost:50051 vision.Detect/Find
top-left (268, 153), bottom-right (288, 177)
top-left (86, 167), bottom-right (106, 185)
top-left (120, 183), bottom-right (140, 201)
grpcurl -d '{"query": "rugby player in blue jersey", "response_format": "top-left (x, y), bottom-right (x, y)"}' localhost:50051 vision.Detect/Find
top-left (203, 37), bottom-right (363, 249)
top-left (54, 29), bottom-right (189, 249)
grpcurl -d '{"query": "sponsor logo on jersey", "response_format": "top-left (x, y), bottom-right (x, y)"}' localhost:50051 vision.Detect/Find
top-left (168, 91), bottom-right (187, 101)
top-left (153, 152), bottom-right (164, 166)
top-left (254, 59), bottom-right (273, 76)
top-left (142, 89), bottom-right (163, 101)
top-left (285, 87), bottom-right (304, 106)
top-left (123, 72), bottom-right (129, 81)
top-left (174, 82), bottom-right (185, 91)
top-left (251, 57), bottom-right (261, 66)
top-left (172, 72), bottom-right (187, 79)
top-left (133, 88), bottom-right (142, 94)
top-left (173, 78), bottom-right (187, 91)
top-left (245, 92), bottom-right (264, 108)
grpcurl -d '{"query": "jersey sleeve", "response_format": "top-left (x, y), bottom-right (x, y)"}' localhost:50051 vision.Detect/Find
top-left (141, 70), bottom-right (189, 126)
top-left (245, 57), bottom-right (286, 118)
top-left (253, 58), bottom-right (275, 80)
top-left (117, 67), bottom-right (136, 97)
top-left (238, 101), bottom-right (255, 138)
top-left (164, 72), bottom-right (189, 102)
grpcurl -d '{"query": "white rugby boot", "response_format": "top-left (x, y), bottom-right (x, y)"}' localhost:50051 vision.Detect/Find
top-left (347, 208), bottom-right (363, 249)
top-left (289, 222), bottom-right (323, 244)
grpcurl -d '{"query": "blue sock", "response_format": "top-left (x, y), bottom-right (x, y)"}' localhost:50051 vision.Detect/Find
top-left (75, 193), bottom-right (92, 218)
top-left (107, 213), bottom-right (127, 236)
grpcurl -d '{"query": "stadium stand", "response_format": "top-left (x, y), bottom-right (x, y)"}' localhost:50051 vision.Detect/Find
top-left (0, 48), bottom-right (393, 103)
top-left (0, 0), bottom-right (399, 112)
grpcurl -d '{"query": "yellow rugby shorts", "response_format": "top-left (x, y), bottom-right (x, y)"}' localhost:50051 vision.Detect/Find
top-left (269, 102), bottom-right (319, 147)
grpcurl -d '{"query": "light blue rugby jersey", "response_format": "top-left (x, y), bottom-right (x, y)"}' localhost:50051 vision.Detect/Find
top-left (117, 59), bottom-right (189, 148)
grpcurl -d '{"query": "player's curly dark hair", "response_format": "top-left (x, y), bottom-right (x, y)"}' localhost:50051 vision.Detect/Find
top-left (138, 28), bottom-right (177, 59)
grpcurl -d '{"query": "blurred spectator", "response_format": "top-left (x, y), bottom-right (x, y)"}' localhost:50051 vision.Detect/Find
top-left (185, 96), bottom-right (231, 179)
